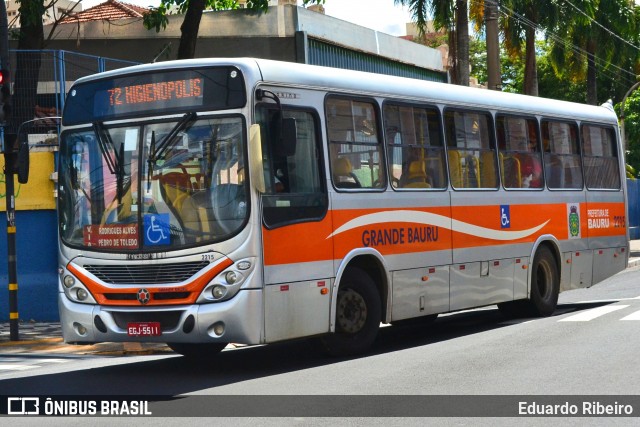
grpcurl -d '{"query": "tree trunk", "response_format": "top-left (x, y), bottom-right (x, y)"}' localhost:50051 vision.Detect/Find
top-left (485, 0), bottom-right (501, 91)
top-left (11, 0), bottom-right (45, 135)
top-left (523, 26), bottom-right (538, 96)
top-left (177, 0), bottom-right (206, 59)
top-left (586, 39), bottom-right (597, 105)
top-left (455, 0), bottom-right (469, 86)
top-left (448, 28), bottom-right (458, 85)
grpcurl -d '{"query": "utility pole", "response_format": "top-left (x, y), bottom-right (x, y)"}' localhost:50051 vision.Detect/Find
top-left (0, 0), bottom-right (19, 341)
top-left (485, 0), bottom-right (501, 91)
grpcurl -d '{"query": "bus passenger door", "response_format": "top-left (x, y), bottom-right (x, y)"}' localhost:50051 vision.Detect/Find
top-left (257, 107), bottom-right (334, 343)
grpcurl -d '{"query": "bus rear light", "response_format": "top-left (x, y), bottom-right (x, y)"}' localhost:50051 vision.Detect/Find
top-left (320, 288), bottom-right (328, 295)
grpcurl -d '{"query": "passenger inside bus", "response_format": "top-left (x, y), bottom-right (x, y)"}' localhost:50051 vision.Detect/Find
top-left (333, 157), bottom-right (361, 188)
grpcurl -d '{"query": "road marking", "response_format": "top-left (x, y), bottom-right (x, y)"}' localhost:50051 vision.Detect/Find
top-left (620, 310), bottom-right (640, 321)
top-left (559, 305), bottom-right (629, 322)
top-left (0, 364), bottom-right (33, 371)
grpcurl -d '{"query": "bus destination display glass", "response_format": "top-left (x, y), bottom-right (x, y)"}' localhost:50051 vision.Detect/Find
top-left (63, 67), bottom-right (246, 125)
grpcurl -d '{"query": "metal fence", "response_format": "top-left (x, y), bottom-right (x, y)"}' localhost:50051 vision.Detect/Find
top-left (6, 50), bottom-right (138, 138)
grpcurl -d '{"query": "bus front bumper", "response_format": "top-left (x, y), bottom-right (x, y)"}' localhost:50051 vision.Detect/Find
top-left (58, 289), bottom-right (263, 345)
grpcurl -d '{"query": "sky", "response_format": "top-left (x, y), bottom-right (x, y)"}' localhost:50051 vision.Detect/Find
top-left (78, 0), bottom-right (415, 37)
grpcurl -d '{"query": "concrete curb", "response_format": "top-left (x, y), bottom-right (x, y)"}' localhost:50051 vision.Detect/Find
top-left (2, 248), bottom-right (640, 356)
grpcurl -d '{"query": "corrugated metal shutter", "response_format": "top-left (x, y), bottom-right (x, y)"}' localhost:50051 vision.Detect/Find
top-left (308, 39), bottom-right (446, 83)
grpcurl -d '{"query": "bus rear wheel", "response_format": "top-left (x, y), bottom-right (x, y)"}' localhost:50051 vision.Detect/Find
top-left (526, 246), bottom-right (559, 317)
top-left (167, 342), bottom-right (228, 359)
top-left (321, 268), bottom-right (381, 357)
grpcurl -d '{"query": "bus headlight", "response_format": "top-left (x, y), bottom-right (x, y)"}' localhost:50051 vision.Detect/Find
top-left (225, 271), bottom-right (238, 285)
top-left (63, 275), bottom-right (76, 288)
top-left (196, 258), bottom-right (256, 303)
top-left (76, 288), bottom-right (89, 301)
top-left (211, 285), bottom-right (226, 300)
top-left (60, 271), bottom-right (97, 304)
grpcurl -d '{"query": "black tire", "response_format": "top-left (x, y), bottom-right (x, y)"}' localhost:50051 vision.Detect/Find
top-left (167, 342), bottom-right (227, 359)
top-left (321, 268), bottom-right (381, 357)
top-left (526, 245), bottom-right (560, 317)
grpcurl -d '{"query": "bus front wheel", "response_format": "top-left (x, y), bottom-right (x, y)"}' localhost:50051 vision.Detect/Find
top-left (167, 342), bottom-right (228, 359)
top-left (321, 268), bottom-right (381, 357)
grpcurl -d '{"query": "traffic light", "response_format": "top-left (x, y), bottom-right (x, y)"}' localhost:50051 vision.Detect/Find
top-left (0, 68), bottom-right (11, 123)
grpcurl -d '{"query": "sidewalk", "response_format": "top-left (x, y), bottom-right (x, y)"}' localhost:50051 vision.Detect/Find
top-left (2, 241), bottom-right (640, 356)
top-left (0, 322), bottom-right (173, 356)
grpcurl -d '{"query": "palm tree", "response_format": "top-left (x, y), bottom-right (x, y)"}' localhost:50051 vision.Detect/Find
top-left (549, 0), bottom-right (638, 105)
top-left (500, 0), bottom-right (561, 96)
top-left (395, 0), bottom-right (471, 86)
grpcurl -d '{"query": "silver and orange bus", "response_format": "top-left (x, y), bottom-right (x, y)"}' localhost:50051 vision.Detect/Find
top-left (56, 58), bottom-right (628, 357)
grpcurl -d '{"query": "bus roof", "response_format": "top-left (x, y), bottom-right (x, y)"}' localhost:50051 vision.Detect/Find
top-left (74, 57), bottom-right (618, 125)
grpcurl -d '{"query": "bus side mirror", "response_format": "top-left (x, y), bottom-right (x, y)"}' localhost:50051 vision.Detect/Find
top-left (249, 124), bottom-right (265, 193)
top-left (16, 140), bottom-right (29, 184)
top-left (276, 117), bottom-right (297, 157)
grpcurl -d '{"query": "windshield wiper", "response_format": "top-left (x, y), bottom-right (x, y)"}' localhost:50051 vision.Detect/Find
top-left (93, 121), bottom-right (121, 176)
top-left (147, 131), bottom-right (156, 192)
top-left (93, 121), bottom-right (125, 203)
top-left (147, 112), bottom-right (196, 192)
top-left (152, 112), bottom-right (198, 163)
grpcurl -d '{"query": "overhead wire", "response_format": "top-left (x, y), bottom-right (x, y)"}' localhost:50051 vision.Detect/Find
top-left (494, 0), bottom-right (639, 89)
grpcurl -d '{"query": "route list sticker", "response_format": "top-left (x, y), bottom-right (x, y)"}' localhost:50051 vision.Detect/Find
top-left (84, 224), bottom-right (139, 249)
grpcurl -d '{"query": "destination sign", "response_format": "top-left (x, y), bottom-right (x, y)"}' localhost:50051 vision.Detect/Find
top-left (63, 67), bottom-right (246, 125)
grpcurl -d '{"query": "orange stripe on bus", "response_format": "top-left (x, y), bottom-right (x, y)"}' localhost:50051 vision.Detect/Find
top-left (262, 202), bottom-right (625, 266)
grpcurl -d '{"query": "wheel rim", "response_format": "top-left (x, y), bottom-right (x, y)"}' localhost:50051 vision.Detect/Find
top-left (336, 288), bottom-right (368, 334)
top-left (536, 258), bottom-right (553, 301)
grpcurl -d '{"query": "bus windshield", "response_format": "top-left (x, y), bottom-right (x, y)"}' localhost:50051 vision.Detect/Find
top-left (58, 115), bottom-right (248, 252)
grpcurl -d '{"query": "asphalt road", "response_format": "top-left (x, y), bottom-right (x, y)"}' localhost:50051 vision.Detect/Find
top-left (2, 265), bottom-right (640, 424)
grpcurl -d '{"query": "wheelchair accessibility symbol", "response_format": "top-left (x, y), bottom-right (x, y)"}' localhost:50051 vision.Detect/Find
top-left (500, 205), bottom-right (511, 229)
top-left (144, 213), bottom-right (170, 246)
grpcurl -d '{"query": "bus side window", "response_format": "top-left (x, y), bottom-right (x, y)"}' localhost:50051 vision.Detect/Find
top-left (496, 115), bottom-right (543, 189)
top-left (383, 102), bottom-right (446, 190)
top-left (326, 97), bottom-right (385, 190)
top-left (444, 109), bottom-right (497, 190)
top-left (581, 125), bottom-right (621, 190)
top-left (542, 120), bottom-right (583, 189)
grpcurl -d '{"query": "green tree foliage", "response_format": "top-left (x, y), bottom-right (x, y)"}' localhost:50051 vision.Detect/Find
top-left (395, 0), bottom-right (471, 86)
top-left (618, 88), bottom-right (640, 177)
top-left (144, 0), bottom-right (324, 59)
top-left (549, 0), bottom-right (638, 105)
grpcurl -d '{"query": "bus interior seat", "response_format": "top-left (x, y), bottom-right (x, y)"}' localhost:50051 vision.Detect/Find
top-left (500, 154), bottom-right (522, 188)
top-left (403, 160), bottom-right (431, 188)
top-left (160, 172), bottom-right (192, 211)
top-left (448, 150), bottom-right (463, 188)
top-left (180, 191), bottom-right (211, 242)
top-left (101, 186), bottom-right (133, 224)
top-left (480, 151), bottom-right (497, 188)
top-left (333, 157), bottom-right (361, 188)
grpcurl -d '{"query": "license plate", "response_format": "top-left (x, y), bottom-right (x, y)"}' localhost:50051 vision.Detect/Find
top-left (127, 322), bottom-right (161, 337)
